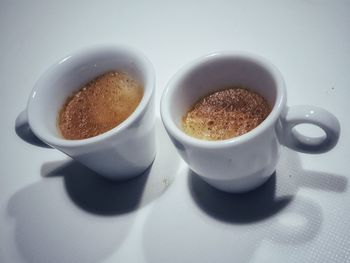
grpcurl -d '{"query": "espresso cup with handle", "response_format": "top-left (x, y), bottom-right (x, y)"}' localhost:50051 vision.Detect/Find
top-left (24, 45), bottom-right (156, 180)
top-left (161, 52), bottom-right (340, 193)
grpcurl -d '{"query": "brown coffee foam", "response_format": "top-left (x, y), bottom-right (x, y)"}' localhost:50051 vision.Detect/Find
top-left (58, 71), bottom-right (143, 140)
top-left (182, 87), bottom-right (271, 140)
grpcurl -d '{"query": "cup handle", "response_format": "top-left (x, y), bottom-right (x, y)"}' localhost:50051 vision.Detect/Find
top-left (15, 110), bottom-right (52, 148)
top-left (281, 105), bottom-right (340, 153)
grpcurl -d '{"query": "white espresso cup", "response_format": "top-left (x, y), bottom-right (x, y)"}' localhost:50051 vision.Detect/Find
top-left (26, 45), bottom-right (156, 180)
top-left (161, 52), bottom-right (340, 193)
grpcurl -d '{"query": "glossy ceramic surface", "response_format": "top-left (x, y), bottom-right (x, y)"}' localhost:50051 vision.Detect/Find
top-left (161, 52), bottom-right (340, 192)
top-left (27, 45), bottom-right (156, 179)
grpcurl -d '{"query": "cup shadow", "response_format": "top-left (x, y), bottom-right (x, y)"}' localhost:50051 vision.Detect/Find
top-left (189, 149), bottom-right (348, 224)
top-left (42, 160), bottom-right (152, 215)
top-left (189, 171), bottom-right (293, 223)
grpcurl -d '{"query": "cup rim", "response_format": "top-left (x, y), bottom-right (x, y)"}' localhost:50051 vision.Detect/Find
top-left (27, 44), bottom-right (155, 148)
top-left (160, 51), bottom-right (287, 149)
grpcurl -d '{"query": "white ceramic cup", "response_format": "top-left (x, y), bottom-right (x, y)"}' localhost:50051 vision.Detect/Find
top-left (161, 52), bottom-right (340, 193)
top-left (26, 45), bottom-right (156, 180)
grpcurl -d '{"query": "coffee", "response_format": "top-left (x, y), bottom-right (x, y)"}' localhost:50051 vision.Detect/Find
top-left (58, 71), bottom-right (143, 140)
top-left (182, 87), bottom-right (271, 140)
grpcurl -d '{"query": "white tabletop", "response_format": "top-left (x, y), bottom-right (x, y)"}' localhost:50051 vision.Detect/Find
top-left (1, 1), bottom-right (349, 262)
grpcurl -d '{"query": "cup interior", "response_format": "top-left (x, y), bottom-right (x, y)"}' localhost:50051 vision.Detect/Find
top-left (28, 45), bottom-right (154, 145)
top-left (162, 52), bottom-right (285, 139)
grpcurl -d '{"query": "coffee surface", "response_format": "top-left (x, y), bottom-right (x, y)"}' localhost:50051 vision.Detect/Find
top-left (58, 71), bottom-right (143, 140)
top-left (182, 87), bottom-right (271, 140)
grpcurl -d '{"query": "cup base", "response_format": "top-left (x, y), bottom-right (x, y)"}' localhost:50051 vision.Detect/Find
top-left (92, 153), bottom-right (157, 181)
top-left (199, 170), bottom-right (274, 193)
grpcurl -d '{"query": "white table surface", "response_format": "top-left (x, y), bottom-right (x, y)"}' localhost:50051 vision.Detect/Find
top-left (1, 0), bottom-right (349, 262)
